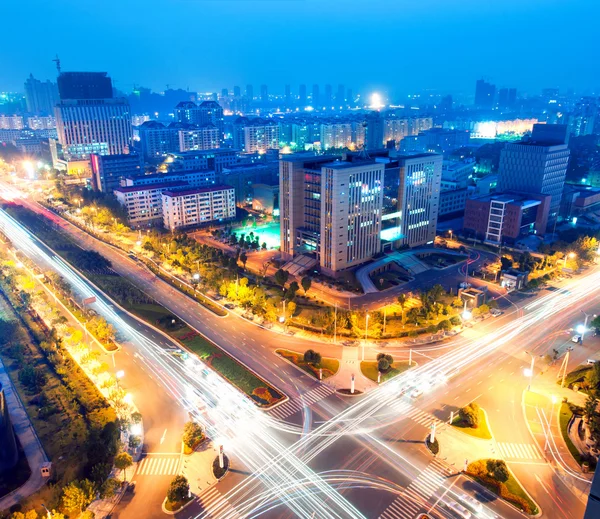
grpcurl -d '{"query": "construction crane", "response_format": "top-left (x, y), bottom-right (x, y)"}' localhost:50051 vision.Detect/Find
top-left (52, 55), bottom-right (61, 74)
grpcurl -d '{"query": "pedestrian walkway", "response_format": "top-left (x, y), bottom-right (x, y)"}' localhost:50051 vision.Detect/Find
top-left (268, 385), bottom-right (335, 420)
top-left (496, 442), bottom-right (543, 461)
top-left (388, 400), bottom-right (445, 430)
top-left (379, 459), bottom-right (452, 519)
top-left (196, 486), bottom-right (242, 518)
top-left (135, 454), bottom-right (180, 477)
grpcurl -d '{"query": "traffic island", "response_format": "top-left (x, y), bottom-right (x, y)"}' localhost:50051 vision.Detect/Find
top-left (213, 454), bottom-right (230, 480)
top-left (426, 437), bottom-right (440, 455)
top-left (162, 475), bottom-right (194, 514)
top-left (337, 388), bottom-right (364, 396)
top-left (276, 349), bottom-right (340, 380)
top-left (450, 403), bottom-right (492, 440)
top-left (465, 459), bottom-right (539, 515)
top-left (360, 360), bottom-right (413, 383)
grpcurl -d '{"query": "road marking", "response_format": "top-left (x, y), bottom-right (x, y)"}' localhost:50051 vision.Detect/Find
top-left (268, 385), bottom-right (335, 421)
top-left (497, 442), bottom-right (543, 461)
top-left (160, 429), bottom-right (167, 445)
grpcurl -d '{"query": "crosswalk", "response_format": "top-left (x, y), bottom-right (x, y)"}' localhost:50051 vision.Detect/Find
top-left (389, 400), bottom-right (444, 430)
top-left (136, 455), bottom-right (180, 476)
top-left (197, 486), bottom-right (241, 518)
top-left (268, 385), bottom-right (335, 420)
top-left (379, 458), bottom-right (452, 519)
top-left (496, 442), bottom-right (542, 461)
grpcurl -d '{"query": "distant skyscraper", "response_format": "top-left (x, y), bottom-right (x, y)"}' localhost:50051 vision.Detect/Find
top-left (260, 85), bottom-right (268, 104)
top-left (312, 84), bottom-right (320, 108)
top-left (336, 84), bottom-right (345, 105)
top-left (24, 74), bottom-right (59, 114)
top-left (285, 85), bottom-right (291, 108)
top-left (57, 72), bottom-right (113, 100)
top-left (246, 84), bottom-right (254, 100)
top-left (233, 86), bottom-right (241, 97)
top-left (324, 84), bottom-right (333, 107)
top-left (299, 84), bottom-right (307, 107)
top-left (55, 71), bottom-right (132, 159)
top-left (365, 111), bottom-right (385, 149)
top-left (221, 88), bottom-right (229, 98)
top-left (498, 124), bottom-right (569, 228)
top-left (497, 88), bottom-right (517, 110)
top-left (474, 79), bottom-right (496, 109)
top-left (347, 89), bottom-right (353, 105)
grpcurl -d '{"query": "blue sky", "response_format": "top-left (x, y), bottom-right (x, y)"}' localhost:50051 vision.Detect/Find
top-left (2, 0), bottom-right (598, 97)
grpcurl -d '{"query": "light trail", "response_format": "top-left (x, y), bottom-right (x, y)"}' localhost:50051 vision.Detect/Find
top-left (0, 207), bottom-right (368, 519)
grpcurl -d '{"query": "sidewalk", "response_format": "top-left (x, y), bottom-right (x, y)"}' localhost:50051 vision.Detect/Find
top-left (0, 350), bottom-right (48, 511)
top-left (323, 347), bottom-right (378, 394)
top-left (181, 441), bottom-right (218, 495)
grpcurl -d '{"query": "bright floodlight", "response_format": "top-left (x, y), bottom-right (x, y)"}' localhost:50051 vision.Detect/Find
top-left (370, 92), bottom-right (384, 109)
top-left (123, 393), bottom-right (133, 404)
top-left (15, 261), bottom-right (23, 268)
top-left (551, 395), bottom-right (558, 404)
top-left (279, 316), bottom-right (285, 323)
top-left (116, 370), bottom-right (125, 379)
top-left (193, 273), bottom-right (200, 280)
top-left (130, 423), bottom-right (142, 436)
top-left (576, 324), bottom-right (586, 334)
top-left (462, 310), bottom-right (472, 320)
top-left (523, 368), bottom-right (533, 377)
top-left (136, 240), bottom-right (141, 246)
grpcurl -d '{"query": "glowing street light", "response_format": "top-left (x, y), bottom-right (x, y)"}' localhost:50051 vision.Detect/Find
top-left (193, 273), bottom-right (200, 281)
top-left (579, 310), bottom-right (597, 343)
top-left (461, 300), bottom-right (472, 320)
top-left (130, 423), bottom-right (142, 436)
top-left (116, 370), bottom-right (125, 379)
top-left (563, 252), bottom-right (576, 268)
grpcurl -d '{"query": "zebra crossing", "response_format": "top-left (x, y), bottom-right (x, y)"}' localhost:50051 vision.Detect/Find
top-left (135, 455), bottom-right (180, 477)
top-left (379, 459), bottom-right (452, 519)
top-left (268, 385), bottom-right (335, 420)
top-left (496, 442), bottom-right (543, 461)
top-left (389, 400), bottom-right (444, 429)
top-left (197, 486), bottom-right (241, 518)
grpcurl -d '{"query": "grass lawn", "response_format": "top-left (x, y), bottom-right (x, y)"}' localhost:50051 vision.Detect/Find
top-left (451, 408), bottom-right (492, 440)
top-left (559, 402), bottom-right (583, 465)
top-left (561, 365), bottom-right (592, 389)
top-left (276, 349), bottom-right (339, 379)
top-left (505, 472), bottom-right (539, 515)
top-left (165, 496), bottom-right (193, 512)
top-left (360, 360), bottom-right (413, 382)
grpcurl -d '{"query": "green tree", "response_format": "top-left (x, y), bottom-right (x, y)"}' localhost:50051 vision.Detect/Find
top-left (80, 512), bottom-right (96, 519)
top-left (61, 479), bottom-right (95, 516)
top-left (182, 421), bottom-right (204, 449)
top-left (458, 402), bottom-right (480, 428)
top-left (167, 475), bottom-right (190, 504)
top-left (397, 294), bottom-right (407, 323)
top-left (100, 477), bottom-right (121, 499)
top-left (286, 281), bottom-right (299, 300)
top-left (286, 301), bottom-right (297, 317)
top-left (584, 395), bottom-right (598, 423)
top-left (377, 358), bottom-right (390, 371)
top-left (274, 269), bottom-right (289, 287)
top-left (239, 252), bottom-right (248, 268)
top-left (301, 276), bottom-right (312, 294)
top-left (304, 349), bottom-right (322, 364)
top-left (114, 452), bottom-right (133, 482)
top-left (128, 435), bottom-right (141, 450)
top-left (437, 319), bottom-right (451, 331)
top-left (479, 304), bottom-right (490, 314)
top-left (486, 459), bottom-right (510, 483)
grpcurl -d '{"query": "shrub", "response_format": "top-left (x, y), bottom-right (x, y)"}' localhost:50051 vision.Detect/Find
top-left (182, 421), bottom-right (204, 449)
top-left (304, 349), bottom-right (322, 364)
top-left (458, 402), bottom-right (480, 428)
top-left (167, 475), bottom-right (190, 504)
top-left (377, 358), bottom-right (390, 372)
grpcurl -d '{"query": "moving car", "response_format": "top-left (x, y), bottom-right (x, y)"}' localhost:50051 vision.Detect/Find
top-left (490, 308), bottom-right (502, 317)
top-left (572, 335), bottom-right (582, 344)
top-left (410, 388), bottom-right (424, 399)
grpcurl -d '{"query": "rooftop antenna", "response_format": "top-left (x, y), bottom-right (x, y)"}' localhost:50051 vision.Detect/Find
top-left (52, 54), bottom-right (61, 74)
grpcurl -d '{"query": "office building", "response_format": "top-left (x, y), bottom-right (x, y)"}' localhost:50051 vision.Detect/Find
top-left (585, 468), bottom-right (600, 518)
top-left (0, 115), bottom-right (24, 130)
top-left (123, 170), bottom-right (215, 189)
top-left (464, 192), bottom-right (551, 245)
top-left (233, 86), bottom-right (241, 98)
top-left (178, 125), bottom-right (220, 151)
top-left (439, 188), bottom-right (469, 217)
top-left (299, 84), bottom-right (307, 108)
top-left (498, 124), bottom-right (569, 227)
top-left (260, 85), bottom-right (268, 104)
top-left (324, 84), bottom-right (332, 107)
top-left (162, 185), bottom-right (236, 230)
top-left (280, 154), bottom-right (384, 276)
top-left (336, 84), bottom-right (345, 105)
top-left (137, 121), bottom-right (180, 159)
top-left (169, 149), bottom-right (237, 173)
top-left (441, 160), bottom-right (474, 188)
top-left (91, 153), bottom-right (143, 193)
top-left (27, 116), bottom-right (56, 130)
top-left (365, 111), bottom-right (384, 149)
top-left (246, 84), bottom-right (254, 101)
top-left (497, 88), bottom-right (517, 110)
top-left (114, 181), bottom-right (188, 227)
top-left (395, 153), bottom-right (443, 248)
top-left (475, 79), bottom-right (496, 109)
top-left (285, 85), bottom-right (291, 108)
top-left (218, 163), bottom-right (278, 205)
top-left (57, 72), bottom-right (113, 100)
top-left (24, 74), bottom-right (59, 114)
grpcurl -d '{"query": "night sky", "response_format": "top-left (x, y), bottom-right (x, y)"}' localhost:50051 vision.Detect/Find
top-left (2, 0), bottom-right (598, 97)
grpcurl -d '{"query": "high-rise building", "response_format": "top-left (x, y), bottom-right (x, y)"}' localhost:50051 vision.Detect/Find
top-left (174, 101), bottom-right (199, 124)
top-left (336, 84), bottom-right (345, 105)
top-left (197, 101), bottom-right (224, 140)
top-left (55, 71), bottom-right (132, 159)
top-left (90, 153), bottom-right (143, 193)
top-left (0, 115), bottom-right (24, 130)
top-left (320, 122), bottom-right (354, 150)
top-left (475, 79), bottom-right (496, 109)
top-left (394, 153), bottom-right (442, 248)
top-left (178, 125), bottom-right (220, 151)
top-left (299, 84), bottom-right (307, 108)
top-left (260, 85), bottom-right (268, 104)
top-left (244, 120), bottom-right (279, 153)
top-left (312, 84), bottom-right (320, 108)
top-left (498, 124), bottom-right (569, 228)
top-left (497, 88), bottom-right (517, 110)
top-left (137, 121), bottom-right (180, 159)
top-left (365, 111), bottom-right (384, 149)
top-left (347, 89), bottom-right (353, 105)
top-left (169, 149), bottom-right (238, 173)
top-left (324, 84), bottom-right (333, 107)
top-left (586, 471), bottom-right (600, 519)
top-left (246, 84), bottom-right (254, 101)
top-left (221, 88), bottom-right (229, 98)
top-left (285, 85), bottom-right (291, 108)
top-left (24, 74), bottom-right (59, 114)
top-left (233, 86), bottom-right (241, 98)
top-left (57, 72), bottom-right (113, 100)
top-left (280, 154), bottom-right (384, 276)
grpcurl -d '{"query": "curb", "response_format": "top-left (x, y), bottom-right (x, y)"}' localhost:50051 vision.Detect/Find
top-left (161, 495), bottom-right (196, 516)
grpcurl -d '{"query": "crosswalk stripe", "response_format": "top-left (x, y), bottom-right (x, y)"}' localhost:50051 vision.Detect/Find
top-left (268, 385), bottom-right (333, 420)
top-left (497, 442), bottom-right (542, 460)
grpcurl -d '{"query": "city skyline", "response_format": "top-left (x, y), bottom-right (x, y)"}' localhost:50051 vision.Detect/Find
top-left (2, 0), bottom-right (600, 96)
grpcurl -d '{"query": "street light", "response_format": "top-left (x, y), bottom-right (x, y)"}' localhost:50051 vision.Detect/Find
top-left (461, 299), bottom-right (472, 320)
top-left (563, 252), bottom-right (576, 268)
top-left (579, 310), bottom-right (597, 343)
top-left (524, 351), bottom-right (541, 390)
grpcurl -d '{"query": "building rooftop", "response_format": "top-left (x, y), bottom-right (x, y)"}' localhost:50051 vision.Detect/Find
top-left (471, 191), bottom-right (547, 207)
top-left (114, 181), bottom-right (188, 193)
top-left (162, 184), bottom-right (234, 197)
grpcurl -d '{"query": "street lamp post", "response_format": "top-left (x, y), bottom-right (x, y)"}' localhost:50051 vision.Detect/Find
top-left (524, 351), bottom-right (539, 391)
top-left (563, 252), bottom-right (576, 268)
top-left (579, 310), bottom-right (597, 344)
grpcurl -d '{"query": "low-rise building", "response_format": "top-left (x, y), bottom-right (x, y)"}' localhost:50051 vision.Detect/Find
top-left (114, 181), bottom-right (187, 228)
top-left (439, 188), bottom-right (469, 217)
top-left (464, 192), bottom-right (551, 245)
top-left (169, 149), bottom-right (237, 173)
top-left (91, 153), bottom-right (143, 193)
top-left (459, 287), bottom-right (486, 308)
top-left (500, 269), bottom-right (529, 290)
top-left (252, 184), bottom-right (279, 214)
top-left (162, 185), bottom-right (236, 231)
top-left (122, 170), bottom-right (215, 189)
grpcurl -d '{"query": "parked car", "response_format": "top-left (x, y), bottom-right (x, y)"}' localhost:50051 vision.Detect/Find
top-left (490, 308), bottom-right (502, 317)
